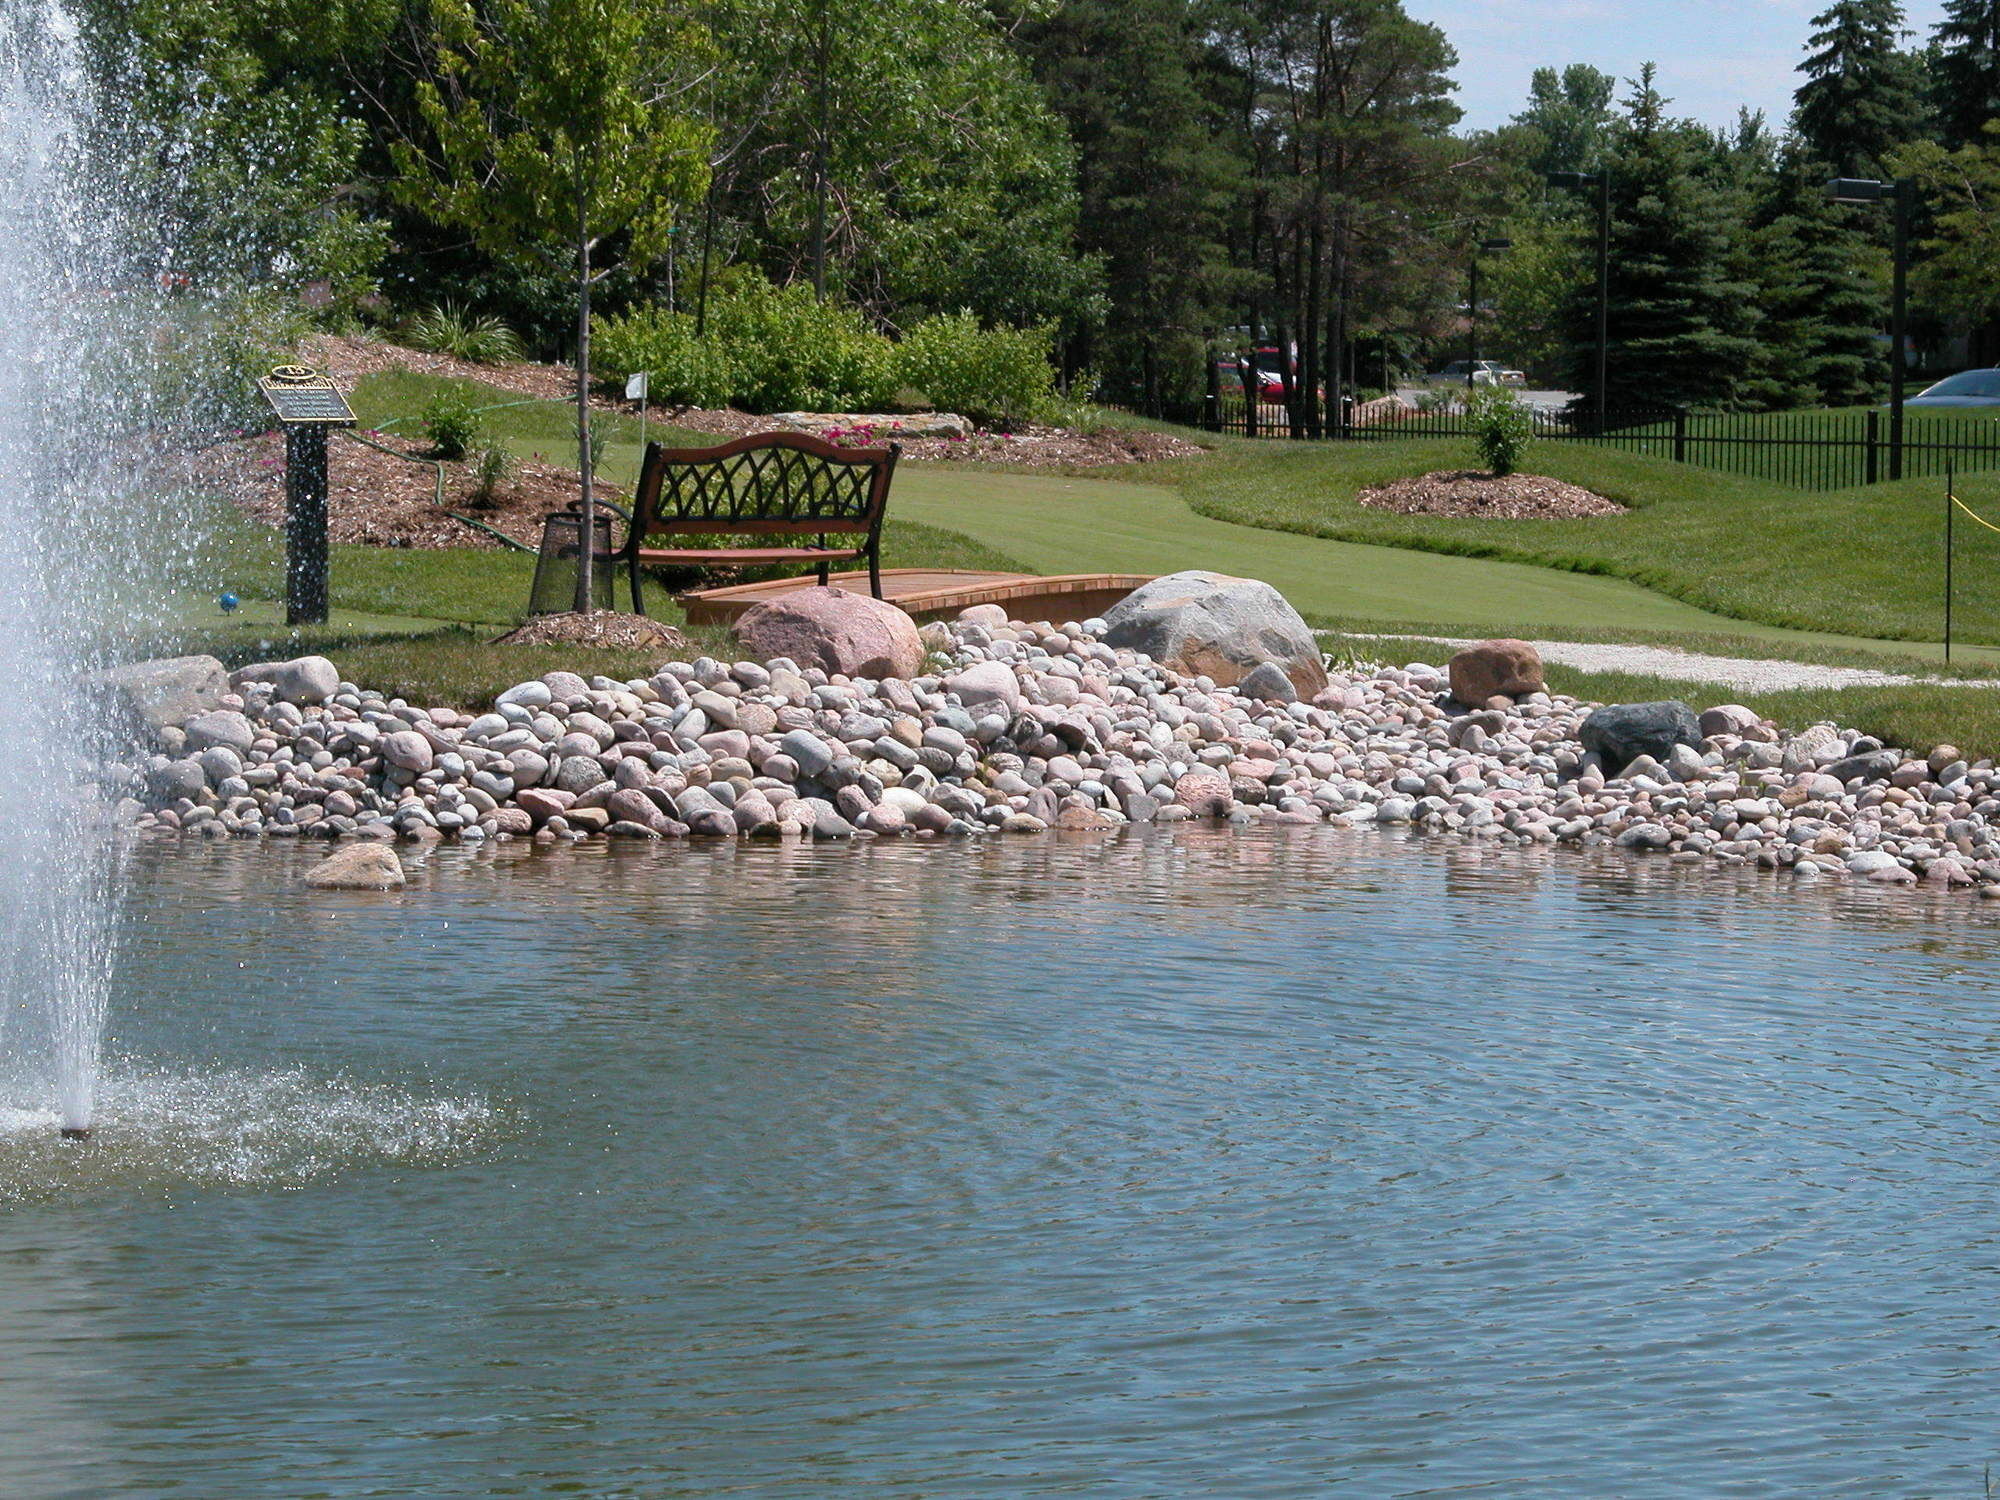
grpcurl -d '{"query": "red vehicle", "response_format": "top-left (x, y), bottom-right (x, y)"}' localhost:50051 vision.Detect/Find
top-left (1214, 347), bottom-right (1322, 401)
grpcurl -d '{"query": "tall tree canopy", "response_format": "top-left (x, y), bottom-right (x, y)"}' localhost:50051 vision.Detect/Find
top-left (392, 0), bottom-right (712, 609)
top-left (1933, 0), bottom-right (2000, 146)
top-left (1793, 0), bottom-right (1926, 175)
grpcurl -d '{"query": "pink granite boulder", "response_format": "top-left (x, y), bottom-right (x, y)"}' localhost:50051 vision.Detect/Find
top-left (1447, 638), bottom-right (1545, 704)
top-left (735, 587), bottom-right (924, 680)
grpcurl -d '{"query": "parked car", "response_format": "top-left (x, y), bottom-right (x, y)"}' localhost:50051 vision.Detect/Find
top-left (1213, 347), bottom-right (1323, 401)
top-left (1904, 369), bottom-right (2000, 408)
top-left (1432, 359), bottom-right (1525, 386)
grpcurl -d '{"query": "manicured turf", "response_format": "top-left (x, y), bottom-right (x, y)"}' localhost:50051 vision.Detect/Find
top-left (890, 465), bottom-right (2000, 669)
top-left (1151, 435), bottom-right (2000, 649)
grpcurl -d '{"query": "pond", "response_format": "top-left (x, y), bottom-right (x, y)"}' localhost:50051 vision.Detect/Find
top-left (4, 829), bottom-right (1999, 1497)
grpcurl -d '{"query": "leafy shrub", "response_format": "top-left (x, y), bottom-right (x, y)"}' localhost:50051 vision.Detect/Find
top-left (1468, 385), bottom-right (1533, 475)
top-left (470, 442), bottom-right (514, 506)
top-left (403, 302), bottom-right (527, 364)
top-left (420, 392), bottom-right (480, 460)
top-left (591, 305), bottom-right (735, 408)
top-left (594, 272), bottom-right (897, 413)
top-left (709, 278), bottom-right (898, 412)
top-left (894, 311), bottom-right (1055, 427)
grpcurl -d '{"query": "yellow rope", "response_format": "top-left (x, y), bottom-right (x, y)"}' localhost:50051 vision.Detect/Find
top-left (1951, 492), bottom-right (2000, 535)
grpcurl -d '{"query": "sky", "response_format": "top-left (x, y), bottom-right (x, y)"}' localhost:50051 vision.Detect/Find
top-left (1405, 0), bottom-right (1951, 135)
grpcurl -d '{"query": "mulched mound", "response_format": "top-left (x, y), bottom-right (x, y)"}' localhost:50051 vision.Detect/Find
top-left (185, 427), bottom-right (619, 551)
top-left (660, 407), bottom-right (1206, 467)
top-left (1356, 469), bottom-right (1627, 520)
top-left (490, 611), bottom-right (692, 650)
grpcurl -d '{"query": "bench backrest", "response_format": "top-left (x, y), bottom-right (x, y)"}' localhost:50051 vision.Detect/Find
top-left (632, 431), bottom-right (899, 540)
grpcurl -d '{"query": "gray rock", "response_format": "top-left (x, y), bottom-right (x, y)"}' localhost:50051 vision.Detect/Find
top-left (229, 655), bottom-right (340, 706)
top-left (778, 729), bottom-right (835, 779)
top-left (1825, 750), bottom-right (1900, 785)
top-left (1238, 661), bottom-right (1298, 703)
top-left (1099, 570), bottom-right (1328, 697)
top-left (1579, 701), bottom-right (1702, 775)
top-left (183, 710), bottom-right (255, 755)
top-left (382, 730), bottom-right (435, 773)
top-left (946, 661), bottom-right (1022, 716)
top-left (304, 843), bottom-right (406, 890)
top-left (146, 757), bottom-right (207, 800)
top-left (497, 680), bottom-right (553, 710)
top-left (85, 655), bottom-right (227, 735)
top-left (197, 745), bottom-right (243, 784)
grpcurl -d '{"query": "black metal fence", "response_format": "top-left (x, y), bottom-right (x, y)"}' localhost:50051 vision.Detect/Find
top-left (1201, 395), bottom-right (2000, 493)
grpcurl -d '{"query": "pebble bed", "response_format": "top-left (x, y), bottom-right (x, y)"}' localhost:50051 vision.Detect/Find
top-left (114, 611), bottom-right (2000, 894)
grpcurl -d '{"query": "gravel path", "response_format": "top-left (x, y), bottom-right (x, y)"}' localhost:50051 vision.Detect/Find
top-left (1341, 634), bottom-right (2000, 693)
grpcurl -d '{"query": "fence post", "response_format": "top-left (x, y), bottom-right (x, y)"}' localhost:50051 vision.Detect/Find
top-left (1204, 355), bottom-right (1220, 433)
top-left (1239, 354), bottom-right (1257, 439)
top-left (1866, 409), bottom-right (1879, 486)
top-left (1673, 411), bottom-right (1687, 464)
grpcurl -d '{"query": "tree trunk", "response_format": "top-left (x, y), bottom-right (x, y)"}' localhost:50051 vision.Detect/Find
top-left (574, 202), bottom-right (596, 615)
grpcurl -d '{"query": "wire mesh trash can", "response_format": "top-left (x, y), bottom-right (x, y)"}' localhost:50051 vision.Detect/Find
top-left (529, 504), bottom-right (617, 615)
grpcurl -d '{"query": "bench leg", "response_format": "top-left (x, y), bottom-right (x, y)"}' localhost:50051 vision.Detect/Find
top-left (629, 558), bottom-right (646, 617)
top-left (816, 558), bottom-right (830, 587)
top-left (868, 543), bottom-right (881, 599)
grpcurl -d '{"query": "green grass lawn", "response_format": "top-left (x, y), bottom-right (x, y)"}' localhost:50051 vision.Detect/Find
top-left (1153, 435), bottom-right (2000, 649)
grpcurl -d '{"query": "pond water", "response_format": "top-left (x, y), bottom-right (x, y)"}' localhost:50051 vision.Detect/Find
top-left (5, 830), bottom-right (2000, 1497)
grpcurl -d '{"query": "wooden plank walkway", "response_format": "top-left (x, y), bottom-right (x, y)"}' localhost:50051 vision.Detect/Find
top-left (679, 568), bottom-right (1152, 626)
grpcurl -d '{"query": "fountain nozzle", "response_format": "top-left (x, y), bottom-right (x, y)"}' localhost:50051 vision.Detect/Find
top-left (59, 1126), bottom-right (91, 1141)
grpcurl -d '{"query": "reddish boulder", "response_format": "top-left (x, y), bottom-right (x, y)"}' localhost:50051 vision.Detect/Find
top-left (1447, 639), bottom-right (1544, 704)
top-left (735, 587), bottom-right (925, 681)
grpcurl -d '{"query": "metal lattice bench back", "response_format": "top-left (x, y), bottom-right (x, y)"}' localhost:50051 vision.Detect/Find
top-left (622, 431), bottom-right (899, 616)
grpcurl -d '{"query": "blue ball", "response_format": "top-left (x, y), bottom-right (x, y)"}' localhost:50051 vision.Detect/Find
top-left (219, 592), bottom-right (239, 613)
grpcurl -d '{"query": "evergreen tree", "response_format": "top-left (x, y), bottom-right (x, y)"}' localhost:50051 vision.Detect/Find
top-left (1794, 0), bottom-right (1926, 175)
top-left (1747, 161), bottom-right (1887, 407)
top-left (1932, 0), bottom-right (2000, 146)
top-left (1021, 0), bottom-right (1242, 410)
top-left (1560, 67), bottom-right (1763, 411)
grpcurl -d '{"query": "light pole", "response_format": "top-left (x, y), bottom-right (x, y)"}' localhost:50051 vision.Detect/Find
top-left (1547, 170), bottom-right (1610, 425)
top-left (1826, 177), bottom-right (1912, 481)
top-left (1467, 233), bottom-right (1512, 392)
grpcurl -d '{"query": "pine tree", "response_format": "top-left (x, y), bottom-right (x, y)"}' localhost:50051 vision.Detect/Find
top-left (1794, 0), bottom-right (1927, 175)
top-left (1932, 0), bottom-right (2000, 146)
top-left (1748, 162), bottom-right (1887, 407)
top-left (1021, 0), bottom-right (1242, 411)
top-left (1560, 67), bottom-right (1763, 411)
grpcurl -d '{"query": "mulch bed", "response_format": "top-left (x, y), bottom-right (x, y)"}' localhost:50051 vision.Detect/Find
top-left (185, 427), bottom-right (617, 551)
top-left (1355, 470), bottom-right (1627, 520)
top-left (491, 611), bottom-right (692, 650)
top-left (188, 336), bottom-right (1212, 553)
top-left (658, 407), bottom-right (1205, 466)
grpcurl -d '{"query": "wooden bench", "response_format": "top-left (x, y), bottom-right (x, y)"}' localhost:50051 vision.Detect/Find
top-left (620, 431), bottom-right (899, 617)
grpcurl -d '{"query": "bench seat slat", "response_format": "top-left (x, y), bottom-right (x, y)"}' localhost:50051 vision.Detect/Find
top-left (635, 545), bottom-right (864, 565)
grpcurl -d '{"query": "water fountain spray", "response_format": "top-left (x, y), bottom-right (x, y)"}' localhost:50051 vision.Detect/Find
top-left (0, 3), bottom-right (147, 1140)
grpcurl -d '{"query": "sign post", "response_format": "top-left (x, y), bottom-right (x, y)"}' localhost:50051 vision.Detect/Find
top-left (626, 370), bottom-right (649, 458)
top-left (256, 365), bottom-right (356, 625)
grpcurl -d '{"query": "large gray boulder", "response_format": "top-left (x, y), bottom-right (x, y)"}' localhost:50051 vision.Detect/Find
top-left (85, 655), bottom-right (227, 737)
top-left (1580, 700), bottom-right (1702, 776)
top-left (230, 655), bottom-right (340, 706)
top-left (1100, 571), bottom-right (1327, 697)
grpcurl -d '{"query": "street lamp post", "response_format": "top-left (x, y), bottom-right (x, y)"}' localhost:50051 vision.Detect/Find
top-left (1826, 177), bottom-right (1912, 481)
top-left (1547, 170), bottom-right (1610, 426)
top-left (1467, 234), bottom-right (1512, 392)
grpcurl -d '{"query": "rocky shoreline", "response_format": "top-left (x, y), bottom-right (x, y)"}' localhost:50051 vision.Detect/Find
top-left (87, 573), bottom-right (2000, 897)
